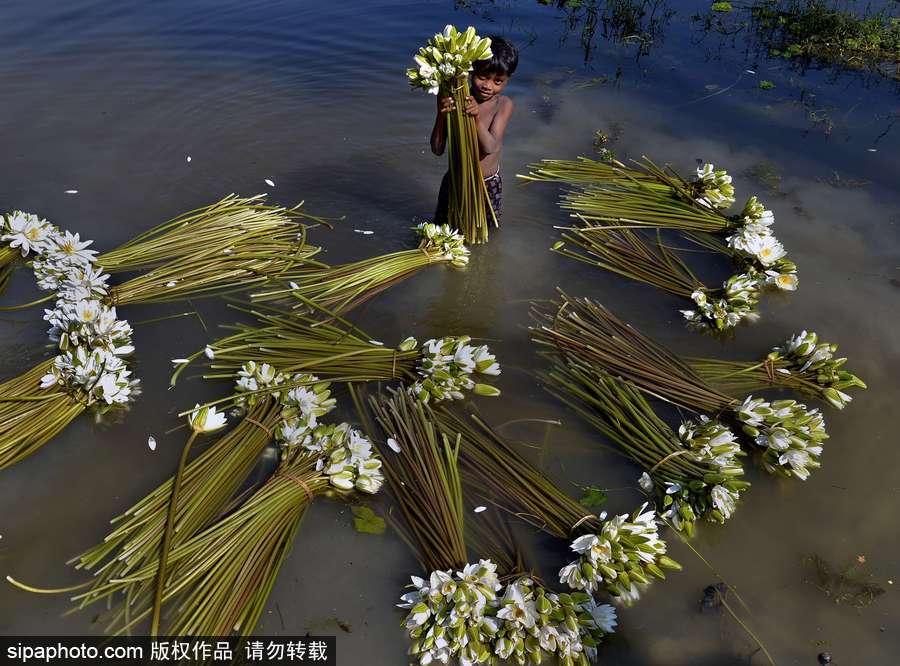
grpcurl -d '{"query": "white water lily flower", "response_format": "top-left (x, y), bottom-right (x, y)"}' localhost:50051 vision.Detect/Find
top-left (710, 485), bottom-right (737, 519)
top-left (3, 212), bottom-right (51, 256)
top-left (747, 234), bottom-right (787, 265)
top-left (187, 404), bottom-right (227, 433)
top-left (584, 597), bottom-right (618, 634)
top-left (53, 231), bottom-right (97, 264)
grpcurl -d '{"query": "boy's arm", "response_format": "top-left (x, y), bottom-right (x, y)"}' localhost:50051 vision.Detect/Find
top-left (469, 97), bottom-right (514, 156)
top-left (430, 94), bottom-right (453, 155)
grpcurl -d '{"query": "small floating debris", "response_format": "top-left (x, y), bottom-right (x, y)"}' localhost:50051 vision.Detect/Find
top-left (171, 358), bottom-right (190, 365)
top-left (64, 190), bottom-right (78, 195)
top-left (353, 229), bottom-right (375, 235)
top-left (186, 156), bottom-right (192, 163)
top-left (148, 435), bottom-right (157, 451)
top-left (264, 178), bottom-right (275, 187)
top-left (745, 69), bottom-right (756, 74)
top-left (867, 148), bottom-right (877, 152)
top-left (473, 505), bottom-right (487, 513)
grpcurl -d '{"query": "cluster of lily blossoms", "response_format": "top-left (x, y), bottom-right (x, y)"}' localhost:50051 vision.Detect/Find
top-left (399, 563), bottom-right (617, 666)
top-left (735, 395), bottom-right (828, 481)
top-left (648, 418), bottom-right (747, 536)
top-left (771, 330), bottom-right (867, 409)
top-left (416, 222), bottom-right (470, 267)
top-left (406, 335), bottom-right (501, 403)
top-left (407, 25), bottom-right (492, 95)
top-left (1, 211), bottom-right (137, 407)
top-left (558, 504), bottom-right (680, 604)
top-left (234, 361), bottom-right (383, 494)
top-left (493, 577), bottom-right (617, 666)
top-left (682, 169), bottom-right (799, 330)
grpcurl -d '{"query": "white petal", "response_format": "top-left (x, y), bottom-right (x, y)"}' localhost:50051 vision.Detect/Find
top-left (171, 358), bottom-right (190, 365)
top-left (186, 156), bottom-right (192, 162)
top-left (473, 506), bottom-right (487, 513)
top-left (387, 437), bottom-right (401, 453)
top-left (147, 436), bottom-right (157, 451)
top-left (64, 189), bottom-right (79, 194)
top-left (204, 346), bottom-right (215, 359)
top-left (264, 178), bottom-right (275, 187)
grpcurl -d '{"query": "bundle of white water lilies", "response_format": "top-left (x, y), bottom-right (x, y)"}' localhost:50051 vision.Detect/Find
top-left (521, 156), bottom-right (798, 332)
top-left (406, 24), bottom-right (493, 97)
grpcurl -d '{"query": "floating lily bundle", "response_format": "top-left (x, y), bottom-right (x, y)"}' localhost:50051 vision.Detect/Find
top-left (532, 292), bottom-right (830, 481)
top-left (543, 360), bottom-right (749, 536)
top-left (172, 303), bottom-right (501, 406)
top-left (688, 330), bottom-right (867, 410)
top-left (432, 409), bottom-right (682, 605)
top-left (250, 222), bottom-right (470, 312)
top-left (408, 26), bottom-right (496, 244)
top-left (522, 156), bottom-right (798, 329)
top-left (0, 196), bottom-right (326, 469)
top-left (363, 391), bottom-right (617, 666)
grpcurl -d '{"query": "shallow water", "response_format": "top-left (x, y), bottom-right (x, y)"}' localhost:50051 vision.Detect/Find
top-left (1, 0), bottom-right (898, 663)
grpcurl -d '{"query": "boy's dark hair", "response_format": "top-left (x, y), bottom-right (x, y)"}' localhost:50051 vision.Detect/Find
top-left (473, 36), bottom-right (518, 77)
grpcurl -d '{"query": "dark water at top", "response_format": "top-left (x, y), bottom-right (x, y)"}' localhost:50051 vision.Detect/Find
top-left (1, 1), bottom-right (898, 663)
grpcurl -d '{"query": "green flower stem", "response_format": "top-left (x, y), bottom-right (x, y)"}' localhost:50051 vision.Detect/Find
top-left (151, 430), bottom-right (200, 637)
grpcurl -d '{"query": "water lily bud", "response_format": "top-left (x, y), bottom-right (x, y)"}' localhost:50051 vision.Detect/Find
top-left (658, 555), bottom-right (682, 570)
top-left (473, 383), bottom-right (501, 397)
top-left (398, 336), bottom-right (418, 352)
top-left (551, 240), bottom-right (565, 250)
top-left (187, 404), bottom-right (227, 433)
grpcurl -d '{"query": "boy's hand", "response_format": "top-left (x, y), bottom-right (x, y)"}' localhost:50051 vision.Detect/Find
top-left (463, 96), bottom-right (479, 117)
top-left (437, 94), bottom-right (455, 115)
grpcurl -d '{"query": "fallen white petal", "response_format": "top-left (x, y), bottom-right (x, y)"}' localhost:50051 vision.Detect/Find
top-left (165, 281), bottom-right (177, 287)
top-left (265, 178), bottom-right (275, 187)
top-left (171, 358), bottom-right (190, 365)
top-left (353, 229), bottom-right (375, 235)
top-left (368, 340), bottom-right (384, 346)
top-left (387, 437), bottom-right (401, 453)
top-left (473, 506), bottom-right (487, 513)
top-left (148, 435), bottom-right (157, 451)
top-left (204, 346), bottom-right (215, 360)
top-left (64, 189), bottom-right (79, 194)
top-left (867, 148), bottom-right (877, 152)
top-left (745, 69), bottom-right (756, 74)
top-left (186, 155), bottom-right (192, 162)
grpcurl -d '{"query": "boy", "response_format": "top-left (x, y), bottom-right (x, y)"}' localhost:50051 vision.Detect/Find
top-left (430, 36), bottom-right (517, 225)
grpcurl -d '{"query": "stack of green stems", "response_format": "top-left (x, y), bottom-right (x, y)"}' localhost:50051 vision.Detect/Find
top-left (545, 360), bottom-right (747, 493)
top-left (97, 194), bottom-right (329, 274)
top-left (67, 399), bottom-right (282, 631)
top-left (249, 245), bottom-right (454, 313)
top-left (520, 155), bottom-right (732, 233)
top-left (109, 229), bottom-right (322, 306)
top-left (530, 291), bottom-right (736, 415)
top-left (432, 407), bottom-right (601, 540)
top-left (85, 448), bottom-right (327, 636)
top-left (0, 245), bottom-right (18, 294)
top-left (446, 75), bottom-right (496, 245)
top-left (555, 226), bottom-right (711, 299)
top-left (174, 306), bottom-right (420, 387)
top-left (688, 356), bottom-right (837, 403)
top-left (367, 390), bottom-right (468, 573)
top-left (0, 360), bottom-right (85, 469)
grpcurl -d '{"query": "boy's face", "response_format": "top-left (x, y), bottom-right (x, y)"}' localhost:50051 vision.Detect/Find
top-left (472, 70), bottom-right (510, 102)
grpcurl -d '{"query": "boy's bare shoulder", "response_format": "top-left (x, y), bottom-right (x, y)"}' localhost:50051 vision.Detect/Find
top-left (499, 95), bottom-right (513, 111)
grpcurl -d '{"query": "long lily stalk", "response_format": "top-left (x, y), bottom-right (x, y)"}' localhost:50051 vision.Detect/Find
top-left (0, 245), bottom-right (18, 294)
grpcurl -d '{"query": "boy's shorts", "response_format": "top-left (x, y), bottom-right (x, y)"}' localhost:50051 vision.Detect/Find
top-left (434, 171), bottom-right (502, 225)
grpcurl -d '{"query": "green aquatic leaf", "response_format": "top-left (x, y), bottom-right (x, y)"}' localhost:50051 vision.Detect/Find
top-left (578, 486), bottom-right (608, 508)
top-left (351, 505), bottom-right (386, 535)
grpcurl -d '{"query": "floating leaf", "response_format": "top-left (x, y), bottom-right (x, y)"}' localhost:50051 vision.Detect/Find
top-left (578, 486), bottom-right (608, 508)
top-left (351, 505), bottom-right (385, 535)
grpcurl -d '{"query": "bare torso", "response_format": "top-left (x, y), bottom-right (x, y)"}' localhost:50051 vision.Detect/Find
top-left (475, 95), bottom-right (509, 176)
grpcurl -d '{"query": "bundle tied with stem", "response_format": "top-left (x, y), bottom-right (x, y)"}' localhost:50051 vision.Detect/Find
top-left (249, 222), bottom-right (470, 314)
top-left (521, 155), bottom-right (799, 329)
top-left (531, 291), bottom-right (830, 482)
top-left (360, 390), bottom-right (618, 666)
top-left (0, 195), bottom-right (327, 469)
top-left (408, 25), bottom-right (497, 244)
top-left (688, 329), bottom-right (866, 410)
top-left (172, 301), bottom-right (502, 407)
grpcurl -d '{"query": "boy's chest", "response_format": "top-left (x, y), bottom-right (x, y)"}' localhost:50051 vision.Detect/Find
top-left (477, 99), bottom-right (501, 126)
